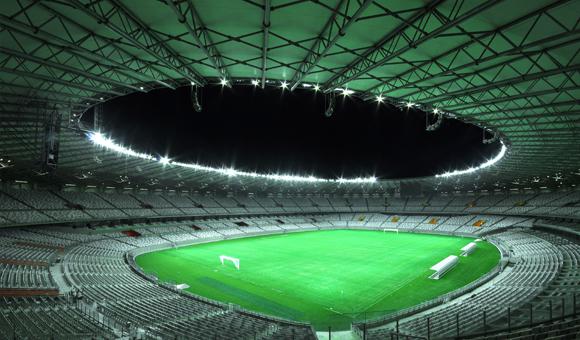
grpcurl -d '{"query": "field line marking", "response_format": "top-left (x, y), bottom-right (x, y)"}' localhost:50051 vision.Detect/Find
top-left (354, 272), bottom-right (425, 318)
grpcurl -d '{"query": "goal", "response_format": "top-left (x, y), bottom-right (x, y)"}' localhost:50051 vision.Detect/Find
top-left (219, 255), bottom-right (240, 270)
top-left (383, 228), bottom-right (399, 234)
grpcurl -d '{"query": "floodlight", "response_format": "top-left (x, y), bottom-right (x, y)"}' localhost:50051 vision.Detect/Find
top-left (405, 101), bottom-right (415, 108)
top-left (280, 80), bottom-right (288, 89)
top-left (436, 143), bottom-right (507, 178)
top-left (159, 156), bottom-right (171, 165)
top-left (86, 131), bottom-right (380, 184)
top-left (314, 84), bottom-right (320, 92)
top-left (433, 107), bottom-right (440, 114)
top-left (220, 78), bottom-right (228, 86)
top-left (221, 168), bottom-right (238, 177)
top-left (376, 95), bottom-right (384, 103)
top-left (139, 86), bottom-right (144, 90)
top-left (340, 88), bottom-right (354, 96)
top-left (251, 79), bottom-right (260, 86)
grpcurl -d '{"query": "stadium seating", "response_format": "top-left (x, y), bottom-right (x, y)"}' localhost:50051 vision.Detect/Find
top-left (2, 189), bottom-right (580, 228)
top-left (359, 229), bottom-right (579, 339)
top-left (0, 186), bottom-right (578, 339)
top-left (0, 296), bottom-right (115, 338)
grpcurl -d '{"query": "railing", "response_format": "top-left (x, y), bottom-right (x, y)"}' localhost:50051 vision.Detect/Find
top-left (124, 230), bottom-right (317, 338)
top-left (355, 293), bottom-right (580, 340)
top-left (351, 238), bottom-right (507, 336)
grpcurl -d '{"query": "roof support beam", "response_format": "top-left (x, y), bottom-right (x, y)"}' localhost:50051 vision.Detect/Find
top-left (0, 82), bottom-right (95, 103)
top-left (323, 0), bottom-right (502, 90)
top-left (0, 47), bottom-right (143, 93)
top-left (364, 0), bottom-right (575, 95)
top-left (0, 67), bottom-right (123, 96)
top-left (485, 110), bottom-right (580, 122)
top-left (404, 39), bottom-right (580, 103)
top-left (466, 100), bottom-right (579, 118)
top-left (444, 85), bottom-right (579, 111)
top-left (67, 0), bottom-right (206, 86)
top-left (289, 0), bottom-right (373, 90)
top-left (0, 93), bottom-right (82, 108)
top-left (0, 8), bottom-right (175, 91)
top-left (164, 0), bottom-right (231, 83)
top-left (260, 0), bottom-right (271, 88)
top-left (421, 64), bottom-right (580, 104)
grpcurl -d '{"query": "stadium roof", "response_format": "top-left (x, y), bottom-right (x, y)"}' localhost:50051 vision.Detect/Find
top-left (0, 0), bottom-right (579, 193)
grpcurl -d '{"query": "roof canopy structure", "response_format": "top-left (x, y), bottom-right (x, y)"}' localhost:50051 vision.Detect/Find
top-left (0, 0), bottom-right (579, 193)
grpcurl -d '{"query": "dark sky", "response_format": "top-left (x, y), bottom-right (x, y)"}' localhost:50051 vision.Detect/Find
top-left (89, 85), bottom-right (500, 180)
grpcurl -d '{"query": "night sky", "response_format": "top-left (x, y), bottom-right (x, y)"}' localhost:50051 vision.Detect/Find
top-left (90, 85), bottom-right (501, 180)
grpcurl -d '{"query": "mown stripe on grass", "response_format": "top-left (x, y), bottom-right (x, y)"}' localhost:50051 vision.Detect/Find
top-left (198, 276), bottom-right (304, 319)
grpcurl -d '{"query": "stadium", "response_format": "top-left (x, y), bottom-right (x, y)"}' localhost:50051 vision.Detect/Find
top-left (0, 0), bottom-right (579, 339)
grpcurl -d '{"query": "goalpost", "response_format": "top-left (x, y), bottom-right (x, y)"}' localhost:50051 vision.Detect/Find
top-left (383, 228), bottom-right (399, 234)
top-left (219, 255), bottom-right (240, 270)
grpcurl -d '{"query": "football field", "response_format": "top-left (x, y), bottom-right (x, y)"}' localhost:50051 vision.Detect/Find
top-left (136, 229), bottom-right (500, 330)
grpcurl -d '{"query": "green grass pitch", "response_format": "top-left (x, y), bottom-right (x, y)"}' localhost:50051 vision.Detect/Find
top-left (136, 229), bottom-right (500, 330)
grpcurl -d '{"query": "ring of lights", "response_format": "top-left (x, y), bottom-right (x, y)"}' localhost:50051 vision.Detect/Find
top-left (84, 81), bottom-right (509, 184)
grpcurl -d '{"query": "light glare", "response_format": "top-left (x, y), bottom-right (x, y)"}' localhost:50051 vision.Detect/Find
top-left (436, 143), bottom-right (507, 178)
top-left (87, 132), bottom-right (376, 184)
top-left (339, 88), bottom-right (354, 96)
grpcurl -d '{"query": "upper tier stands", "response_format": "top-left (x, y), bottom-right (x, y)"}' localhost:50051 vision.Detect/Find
top-left (0, 189), bottom-right (579, 228)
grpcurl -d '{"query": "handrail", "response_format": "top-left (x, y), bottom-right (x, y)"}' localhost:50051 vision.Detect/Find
top-left (352, 237), bottom-right (507, 332)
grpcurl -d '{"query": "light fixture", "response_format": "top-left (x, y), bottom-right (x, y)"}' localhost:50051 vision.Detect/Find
top-left (159, 156), bottom-right (171, 165)
top-left (433, 107), bottom-right (440, 114)
top-left (139, 86), bottom-right (144, 90)
top-left (220, 78), bottom-right (228, 86)
top-left (340, 88), bottom-right (354, 96)
top-left (280, 80), bottom-right (288, 89)
top-left (376, 95), bottom-right (384, 103)
top-left (405, 101), bottom-right (415, 109)
top-left (251, 79), bottom-right (260, 86)
top-left (88, 132), bottom-right (155, 161)
top-left (191, 85), bottom-right (202, 112)
top-left (436, 142), bottom-right (507, 178)
top-left (87, 131), bottom-right (377, 184)
top-left (314, 84), bottom-right (320, 92)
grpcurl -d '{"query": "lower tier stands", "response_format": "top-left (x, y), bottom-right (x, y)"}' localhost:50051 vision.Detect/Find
top-left (0, 212), bottom-right (577, 339)
top-left (357, 229), bottom-right (580, 339)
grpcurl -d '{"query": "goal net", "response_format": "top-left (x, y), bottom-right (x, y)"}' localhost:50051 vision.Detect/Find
top-left (219, 255), bottom-right (240, 270)
top-left (383, 228), bottom-right (399, 234)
